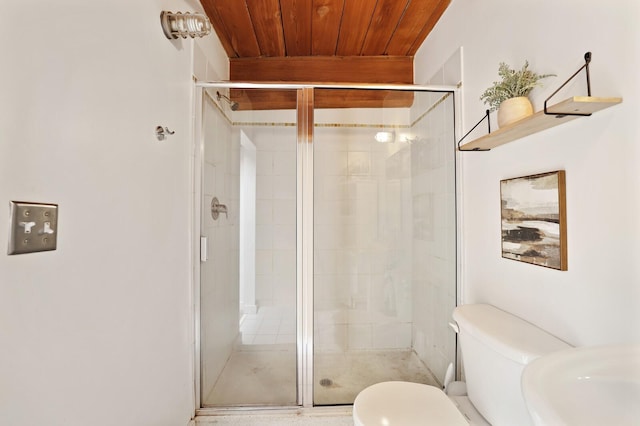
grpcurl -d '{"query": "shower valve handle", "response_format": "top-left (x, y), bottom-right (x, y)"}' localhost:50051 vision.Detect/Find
top-left (211, 197), bottom-right (228, 220)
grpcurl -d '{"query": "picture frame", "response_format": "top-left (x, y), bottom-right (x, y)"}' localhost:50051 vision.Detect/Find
top-left (500, 170), bottom-right (567, 270)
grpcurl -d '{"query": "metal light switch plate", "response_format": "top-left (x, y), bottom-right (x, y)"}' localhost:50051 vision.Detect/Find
top-left (8, 201), bottom-right (58, 255)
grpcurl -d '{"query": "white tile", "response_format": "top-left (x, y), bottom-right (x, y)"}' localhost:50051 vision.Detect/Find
top-left (273, 225), bottom-right (296, 250)
top-left (255, 225), bottom-right (273, 250)
top-left (215, 165), bottom-right (227, 197)
top-left (276, 334), bottom-right (296, 344)
top-left (273, 200), bottom-right (296, 225)
top-left (252, 334), bottom-right (277, 345)
top-left (316, 151), bottom-right (347, 176)
top-left (241, 333), bottom-right (255, 344)
top-left (372, 323), bottom-right (412, 349)
top-left (273, 250), bottom-right (296, 276)
top-left (255, 250), bottom-right (273, 275)
top-left (313, 274), bottom-right (335, 303)
top-left (240, 319), bottom-right (260, 334)
top-left (315, 225), bottom-right (344, 249)
top-left (348, 152), bottom-right (371, 175)
top-left (255, 274), bottom-right (274, 303)
top-left (279, 321), bottom-right (296, 334)
top-left (273, 274), bottom-right (296, 306)
top-left (257, 134), bottom-right (296, 151)
top-left (315, 324), bottom-right (347, 352)
top-left (319, 176), bottom-right (348, 201)
top-left (314, 250), bottom-right (336, 275)
top-left (258, 319), bottom-right (281, 334)
top-left (315, 200), bottom-right (346, 225)
top-left (258, 305), bottom-right (282, 319)
top-left (273, 175), bottom-right (296, 200)
top-left (255, 200), bottom-right (273, 225)
top-left (256, 151), bottom-right (273, 176)
top-left (347, 324), bottom-right (372, 350)
top-left (273, 151), bottom-right (296, 175)
top-left (256, 174), bottom-right (273, 199)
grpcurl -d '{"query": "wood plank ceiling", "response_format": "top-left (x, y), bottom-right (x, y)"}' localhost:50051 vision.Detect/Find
top-left (200, 0), bottom-right (451, 109)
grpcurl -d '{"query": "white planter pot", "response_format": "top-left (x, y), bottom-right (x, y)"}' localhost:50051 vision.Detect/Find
top-left (497, 97), bottom-right (533, 127)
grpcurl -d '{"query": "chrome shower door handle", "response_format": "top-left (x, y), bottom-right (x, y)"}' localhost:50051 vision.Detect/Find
top-left (211, 197), bottom-right (228, 220)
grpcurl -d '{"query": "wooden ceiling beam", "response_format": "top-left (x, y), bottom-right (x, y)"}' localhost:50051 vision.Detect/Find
top-left (230, 55), bottom-right (413, 84)
top-left (229, 55), bottom-right (414, 110)
top-left (228, 88), bottom-right (414, 110)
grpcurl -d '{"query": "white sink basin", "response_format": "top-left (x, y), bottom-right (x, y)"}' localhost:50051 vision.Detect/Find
top-left (522, 344), bottom-right (640, 426)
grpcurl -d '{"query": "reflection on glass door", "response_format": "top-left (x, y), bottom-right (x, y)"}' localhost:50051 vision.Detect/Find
top-left (197, 85), bottom-right (457, 408)
top-left (200, 88), bottom-right (298, 406)
top-left (312, 89), bottom-right (457, 405)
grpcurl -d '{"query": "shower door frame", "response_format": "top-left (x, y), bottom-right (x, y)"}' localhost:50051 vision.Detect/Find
top-left (193, 81), bottom-right (460, 414)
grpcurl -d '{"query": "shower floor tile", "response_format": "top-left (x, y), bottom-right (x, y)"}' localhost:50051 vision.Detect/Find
top-left (240, 306), bottom-right (295, 345)
top-left (314, 350), bottom-right (439, 405)
top-left (204, 344), bottom-right (297, 406)
top-left (203, 347), bottom-right (439, 407)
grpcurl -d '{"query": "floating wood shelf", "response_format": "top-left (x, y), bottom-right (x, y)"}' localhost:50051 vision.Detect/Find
top-left (459, 96), bottom-right (622, 151)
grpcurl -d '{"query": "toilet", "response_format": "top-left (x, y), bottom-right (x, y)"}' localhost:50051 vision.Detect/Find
top-left (353, 304), bottom-right (571, 425)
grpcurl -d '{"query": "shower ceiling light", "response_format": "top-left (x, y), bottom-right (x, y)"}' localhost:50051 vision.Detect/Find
top-left (161, 11), bottom-right (211, 39)
top-left (374, 131), bottom-right (395, 143)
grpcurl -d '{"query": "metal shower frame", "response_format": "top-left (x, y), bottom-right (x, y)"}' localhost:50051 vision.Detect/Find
top-left (192, 81), bottom-right (461, 416)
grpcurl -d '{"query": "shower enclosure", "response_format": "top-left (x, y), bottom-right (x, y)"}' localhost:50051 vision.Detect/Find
top-left (195, 82), bottom-right (458, 410)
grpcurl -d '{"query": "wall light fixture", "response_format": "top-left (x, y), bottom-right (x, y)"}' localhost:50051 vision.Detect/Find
top-left (161, 11), bottom-right (211, 39)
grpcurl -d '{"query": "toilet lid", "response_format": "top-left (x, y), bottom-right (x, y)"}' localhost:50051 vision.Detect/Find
top-left (353, 381), bottom-right (469, 426)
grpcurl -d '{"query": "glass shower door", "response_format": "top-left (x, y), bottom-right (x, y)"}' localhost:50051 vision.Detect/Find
top-left (196, 83), bottom-right (457, 409)
top-left (200, 88), bottom-right (299, 406)
top-left (312, 88), bottom-right (457, 405)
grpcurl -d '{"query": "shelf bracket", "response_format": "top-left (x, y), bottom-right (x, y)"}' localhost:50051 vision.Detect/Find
top-left (458, 109), bottom-right (491, 151)
top-left (544, 52), bottom-right (593, 117)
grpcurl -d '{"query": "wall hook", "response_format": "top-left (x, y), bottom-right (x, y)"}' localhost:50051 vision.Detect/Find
top-left (155, 126), bottom-right (175, 141)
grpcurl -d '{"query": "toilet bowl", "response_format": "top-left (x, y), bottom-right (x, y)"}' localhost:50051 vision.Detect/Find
top-left (352, 304), bottom-right (571, 426)
top-left (353, 381), bottom-right (471, 426)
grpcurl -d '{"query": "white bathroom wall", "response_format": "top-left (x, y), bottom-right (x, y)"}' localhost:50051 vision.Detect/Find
top-left (0, 1), bottom-right (228, 425)
top-left (416, 0), bottom-right (640, 345)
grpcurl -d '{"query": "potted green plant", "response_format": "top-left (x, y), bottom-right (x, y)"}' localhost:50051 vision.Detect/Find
top-left (480, 61), bottom-right (555, 127)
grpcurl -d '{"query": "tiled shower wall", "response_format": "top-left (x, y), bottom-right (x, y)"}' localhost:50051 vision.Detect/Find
top-left (231, 87), bottom-right (457, 380)
top-left (410, 51), bottom-right (461, 382)
top-left (410, 92), bottom-right (457, 382)
top-left (314, 128), bottom-right (413, 352)
top-left (251, 126), bottom-right (298, 308)
top-left (243, 95), bottom-right (456, 365)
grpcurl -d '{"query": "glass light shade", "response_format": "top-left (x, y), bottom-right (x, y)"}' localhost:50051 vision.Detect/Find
top-left (161, 11), bottom-right (212, 39)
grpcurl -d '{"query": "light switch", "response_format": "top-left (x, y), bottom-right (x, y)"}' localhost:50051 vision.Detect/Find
top-left (8, 201), bottom-right (58, 255)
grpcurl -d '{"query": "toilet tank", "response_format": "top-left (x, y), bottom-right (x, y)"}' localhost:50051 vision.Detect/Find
top-left (453, 304), bottom-right (571, 426)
